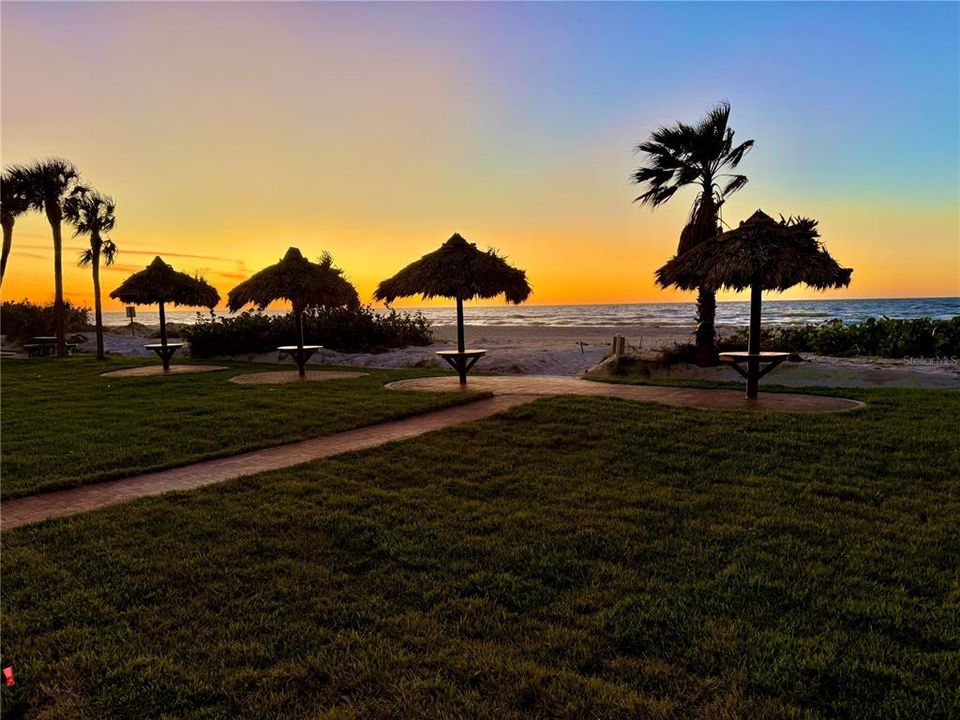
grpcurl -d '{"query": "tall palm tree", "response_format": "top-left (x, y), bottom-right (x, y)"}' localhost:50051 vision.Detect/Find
top-left (65, 188), bottom-right (117, 360)
top-left (631, 102), bottom-right (754, 365)
top-left (18, 158), bottom-right (82, 356)
top-left (1, 168), bottom-right (31, 285)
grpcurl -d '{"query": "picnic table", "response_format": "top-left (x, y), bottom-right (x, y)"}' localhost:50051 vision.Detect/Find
top-left (719, 351), bottom-right (790, 398)
top-left (278, 345), bottom-right (323, 377)
top-left (25, 336), bottom-right (78, 357)
top-left (436, 349), bottom-right (486, 385)
top-left (144, 342), bottom-right (184, 370)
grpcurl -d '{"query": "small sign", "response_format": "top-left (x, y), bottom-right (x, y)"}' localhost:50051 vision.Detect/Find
top-left (125, 306), bottom-right (137, 319)
top-left (2, 664), bottom-right (14, 687)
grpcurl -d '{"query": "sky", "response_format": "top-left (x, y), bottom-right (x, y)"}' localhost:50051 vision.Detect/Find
top-left (2, 1), bottom-right (958, 311)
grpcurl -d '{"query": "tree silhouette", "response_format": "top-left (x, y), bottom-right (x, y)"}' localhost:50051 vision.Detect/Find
top-left (15, 158), bottom-right (83, 356)
top-left (65, 188), bottom-right (118, 360)
top-left (632, 102), bottom-right (754, 365)
top-left (0, 169), bottom-right (31, 284)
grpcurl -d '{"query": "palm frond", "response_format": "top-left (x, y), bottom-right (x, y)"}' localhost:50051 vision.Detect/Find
top-left (723, 139), bottom-right (754, 169)
top-left (720, 174), bottom-right (749, 198)
top-left (1, 169), bottom-right (32, 219)
top-left (631, 103), bottom-right (754, 255)
top-left (13, 157), bottom-right (81, 212)
top-left (102, 238), bottom-right (119, 266)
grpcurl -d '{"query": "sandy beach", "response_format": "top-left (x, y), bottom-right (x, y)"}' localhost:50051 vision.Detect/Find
top-left (65, 323), bottom-right (960, 390)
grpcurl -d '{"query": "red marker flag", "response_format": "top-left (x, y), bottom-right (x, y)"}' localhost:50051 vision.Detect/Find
top-left (2, 665), bottom-right (14, 687)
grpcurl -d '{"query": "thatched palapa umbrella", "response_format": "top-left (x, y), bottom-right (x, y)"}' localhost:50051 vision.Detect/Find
top-left (110, 256), bottom-right (220, 370)
top-left (374, 233), bottom-right (531, 384)
top-left (656, 210), bottom-right (852, 398)
top-left (227, 247), bottom-right (359, 377)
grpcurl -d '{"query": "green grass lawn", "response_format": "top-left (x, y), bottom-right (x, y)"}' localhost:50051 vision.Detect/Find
top-left (0, 356), bottom-right (482, 499)
top-left (2, 387), bottom-right (958, 718)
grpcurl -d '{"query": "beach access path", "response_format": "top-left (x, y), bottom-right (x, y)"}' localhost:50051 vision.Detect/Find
top-left (0, 377), bottom-right (862, 531)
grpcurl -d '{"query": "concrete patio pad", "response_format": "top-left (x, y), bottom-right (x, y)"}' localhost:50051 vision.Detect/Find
top-left (387, 375), bottom-right (864, 413)
top-left (102, 365), bottom-right (229, 378)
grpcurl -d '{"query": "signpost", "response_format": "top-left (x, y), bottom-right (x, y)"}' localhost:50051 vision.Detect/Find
top-left (126, 305), bottom-right (137, 336)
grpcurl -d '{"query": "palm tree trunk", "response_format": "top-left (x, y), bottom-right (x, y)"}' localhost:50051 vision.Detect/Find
top-left (1, 217), bottom-right (13, 285)
top-left (50, 217), bottom-right (66, 357)
top-left (91, 244), bottom-right (105, 360)
top-left (694, 287), bottom-right (717, 366)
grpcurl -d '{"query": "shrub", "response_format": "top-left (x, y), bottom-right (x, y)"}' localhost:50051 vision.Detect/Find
top-left (183, 307), bottom-right (433, 357)
top-left (720, 316), bottom-right (960, 358)
top-left (0, 300), bottom-right (91, 344)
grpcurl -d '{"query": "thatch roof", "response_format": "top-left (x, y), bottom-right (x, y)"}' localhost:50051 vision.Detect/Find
top-left (656, 210), bottom-right (852, 293)
top-left (374, 233), bottom-right (531, 304)
top-left (110, 256), bottom-right (220, 307)
top-left (226, 247), bottom-right (359, 312)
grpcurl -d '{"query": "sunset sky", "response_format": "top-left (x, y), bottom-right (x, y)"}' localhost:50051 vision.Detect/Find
top-left (2, 1), bottom-right (957, 311)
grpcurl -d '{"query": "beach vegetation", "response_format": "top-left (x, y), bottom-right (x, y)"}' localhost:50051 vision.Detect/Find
top-left (184, 306), bottom-right (434, 357)
top-left (722, 315), bottom-right (960, 359)
top-left (0, 299), bottom-right (90, 345)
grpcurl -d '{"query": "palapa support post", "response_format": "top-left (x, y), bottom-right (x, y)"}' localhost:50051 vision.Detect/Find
top-left (455, 292), bottom-right (466, 384)
top-left (295, 306), bottom-right (306, 378)
top-left (158, 301), bottom-right (170, 371)
top-left (746, 281), bottom-right (762, 399)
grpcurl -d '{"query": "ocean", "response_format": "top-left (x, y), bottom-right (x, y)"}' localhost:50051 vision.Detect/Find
top-left (101, 297), bottom-right (959, 328)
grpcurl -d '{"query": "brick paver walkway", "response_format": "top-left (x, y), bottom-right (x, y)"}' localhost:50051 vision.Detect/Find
top-left (1, 376), bottom-right (862, 531)
top-left (0, 395), bottom-right (535, 532)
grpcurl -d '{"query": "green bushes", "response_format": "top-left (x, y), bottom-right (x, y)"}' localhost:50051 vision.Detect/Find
top-left (722, 316), bottom-right (960, 358)
top-left (0, 300), bottom-right (90, 344)
top-left (183, 307), bottom-right (433, 357)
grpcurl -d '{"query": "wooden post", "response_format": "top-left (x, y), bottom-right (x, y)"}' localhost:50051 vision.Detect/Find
top-left (158, 301), bottom-right (170, 371)
top-left (612, 335), bottom-right (625, 371)
top-left (455, 293), bottom-right (466, 384)
top-left (746, 281), bottom-right (762, 399)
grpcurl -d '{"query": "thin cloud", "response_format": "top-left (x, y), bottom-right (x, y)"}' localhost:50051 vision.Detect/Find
top-left (102, 263), bottom-right (148, 274)
top-left (17, 242), bottom-right (87, 254)
top-left (14, 241), bottom-right (246, 271)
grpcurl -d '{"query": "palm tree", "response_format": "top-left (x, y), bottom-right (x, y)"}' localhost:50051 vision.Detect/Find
top-left (631, 102), bottom-right (754, 365)
top-left (65, 188), bottom-right (118, 360)
top-left (18, 158), bottom-right (82, 356)
top-left (1, 168), bottom-right (31, 285)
